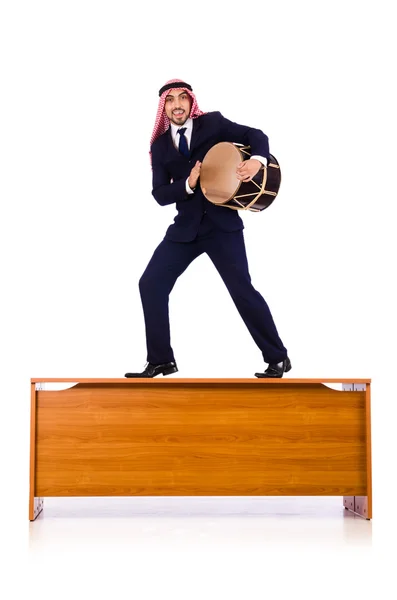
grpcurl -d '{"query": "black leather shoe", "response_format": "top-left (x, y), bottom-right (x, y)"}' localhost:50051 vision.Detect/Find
top-left (255, 357), bottom-right (292, 378)
top-left (124, 361), bottom-right (178, 378)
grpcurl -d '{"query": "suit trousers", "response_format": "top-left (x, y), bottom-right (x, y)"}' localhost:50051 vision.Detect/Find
top-left (138, 214), bottom-right (287, 365)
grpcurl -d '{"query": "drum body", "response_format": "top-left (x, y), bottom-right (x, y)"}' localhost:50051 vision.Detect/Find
top-left (200, 142), bottom-right (281, 212)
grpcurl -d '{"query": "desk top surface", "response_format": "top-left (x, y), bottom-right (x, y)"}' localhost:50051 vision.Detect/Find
top-left (31, 377), bottom-right (371, 385)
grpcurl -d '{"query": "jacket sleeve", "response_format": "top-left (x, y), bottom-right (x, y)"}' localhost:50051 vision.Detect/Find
top-left (151, 141), bottom-right (191, 207)
top-left (218, 112), bottom-right (270, 160)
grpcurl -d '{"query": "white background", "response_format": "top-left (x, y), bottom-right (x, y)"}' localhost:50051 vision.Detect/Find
top-left (1, 0), bottom-right (396, 597)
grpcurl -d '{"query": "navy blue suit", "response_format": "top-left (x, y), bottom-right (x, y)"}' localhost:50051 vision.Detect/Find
top-left (139, 111), bottom-right (288, 365)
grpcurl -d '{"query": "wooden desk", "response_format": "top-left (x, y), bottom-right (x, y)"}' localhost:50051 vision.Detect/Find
top-left (29, 378), bottom-right (372, 520)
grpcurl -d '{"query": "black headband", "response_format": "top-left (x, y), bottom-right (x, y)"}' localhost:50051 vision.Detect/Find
top-left (159, 81), bottom-right (193, 97)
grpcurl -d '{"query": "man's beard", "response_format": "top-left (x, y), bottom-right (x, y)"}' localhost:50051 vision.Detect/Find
top-left (170, 110), bottom-right (189, 125)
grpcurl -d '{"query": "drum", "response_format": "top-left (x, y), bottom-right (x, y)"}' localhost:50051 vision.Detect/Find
top-left (200, 142), bottom-right (281, 212)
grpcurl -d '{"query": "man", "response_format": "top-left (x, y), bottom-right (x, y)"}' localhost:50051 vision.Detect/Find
top-left (125, 79), bottom-right (291, 378)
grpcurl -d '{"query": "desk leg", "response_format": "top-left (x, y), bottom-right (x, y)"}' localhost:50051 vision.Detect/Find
top-left (343, 496), bottom-right (370, 519)
top-left (342, 383), bottom-right (372, 520)
top-left (29, 382), bottom-right (44, 521)
top-left (29, 497), bottom-right (44, 521)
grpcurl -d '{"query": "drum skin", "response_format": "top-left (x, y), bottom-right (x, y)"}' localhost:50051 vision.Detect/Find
top-left (200, 142), bottom-right (281, 212)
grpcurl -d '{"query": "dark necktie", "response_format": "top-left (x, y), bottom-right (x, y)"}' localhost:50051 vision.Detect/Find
top-left (177, 127), bottom-right (189, 157)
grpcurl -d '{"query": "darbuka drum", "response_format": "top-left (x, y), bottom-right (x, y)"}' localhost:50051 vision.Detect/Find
top-left (200, 142), bottom-right (281, 212)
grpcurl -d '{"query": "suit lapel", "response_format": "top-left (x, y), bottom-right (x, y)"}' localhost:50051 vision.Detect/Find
top-left (166, 128), bottom-right (182, 161)
top-left (189, 117), bottom-right (203, 154)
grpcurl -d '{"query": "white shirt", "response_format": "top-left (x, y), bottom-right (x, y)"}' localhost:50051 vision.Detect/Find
top-left (170, 118), bottom-right (194, 151)
top-left (170, 118), bottom-right (268, 195)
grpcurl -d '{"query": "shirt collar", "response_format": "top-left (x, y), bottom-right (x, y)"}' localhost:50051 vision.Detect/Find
top-left (170, 117), bottom-right (193, 136)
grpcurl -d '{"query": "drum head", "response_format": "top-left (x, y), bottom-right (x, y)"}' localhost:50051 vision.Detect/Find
top-left (200, 142), bottom-right (242, 204)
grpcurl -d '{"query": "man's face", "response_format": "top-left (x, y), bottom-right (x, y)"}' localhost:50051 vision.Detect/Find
top-left (164, 89), bottom-right (192, 126)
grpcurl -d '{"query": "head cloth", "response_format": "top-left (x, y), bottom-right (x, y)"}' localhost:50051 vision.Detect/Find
top-left (149, 78), bottom-right (206, 163)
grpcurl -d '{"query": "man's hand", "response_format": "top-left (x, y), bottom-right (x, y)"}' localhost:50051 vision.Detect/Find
top-left (188, 161), bottom-right (202, 189)
top-left (236, 159), bottom-right (262, 182)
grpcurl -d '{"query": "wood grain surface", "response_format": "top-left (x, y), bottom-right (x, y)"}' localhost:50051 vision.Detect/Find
top-left (35, 382), bottom-right (368, 497)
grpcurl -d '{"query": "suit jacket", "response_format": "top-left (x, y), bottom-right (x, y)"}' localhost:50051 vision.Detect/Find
top-left (150, 111), bottom-right (270, 242)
